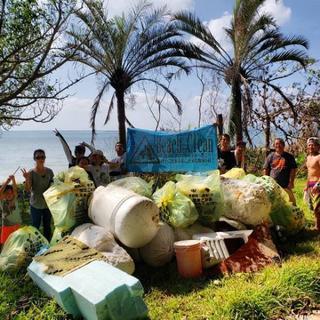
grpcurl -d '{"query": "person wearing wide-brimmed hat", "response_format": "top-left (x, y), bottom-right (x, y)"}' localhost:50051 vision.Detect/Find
top-left (87, 149), bottom-right (109, 187)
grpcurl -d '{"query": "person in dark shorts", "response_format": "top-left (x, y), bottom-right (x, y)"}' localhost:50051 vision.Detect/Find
top-left (21, 149), bottom-right (54, 240)
top-left (263, 138), bottom-right (297, 205)
top-left (218, 134), bottom-right (236, 173)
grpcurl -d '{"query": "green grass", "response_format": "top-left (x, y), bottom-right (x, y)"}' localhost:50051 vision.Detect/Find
top-left (1, 178), bottom-right (319, 319)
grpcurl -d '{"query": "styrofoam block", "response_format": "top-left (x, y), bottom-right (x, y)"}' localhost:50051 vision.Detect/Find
top-left (27, 261), bottom-right (78, 316)
top-left (27, 260), bottom-right (148, 320)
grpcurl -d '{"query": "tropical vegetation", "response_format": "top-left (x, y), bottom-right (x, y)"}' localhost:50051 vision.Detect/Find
top-left (68, 0), bottom-right (200, 146)
top-left (173, 0), bottom-right (309, 141)
top-left (0, 0), bottom-right (81, 128)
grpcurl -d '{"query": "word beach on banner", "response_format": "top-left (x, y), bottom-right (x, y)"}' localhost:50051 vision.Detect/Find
top-left (126, 125), bottom-right (218, 173)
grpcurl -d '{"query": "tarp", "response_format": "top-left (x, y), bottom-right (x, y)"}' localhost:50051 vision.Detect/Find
top-left (126, 125), bottom-right (218, 172)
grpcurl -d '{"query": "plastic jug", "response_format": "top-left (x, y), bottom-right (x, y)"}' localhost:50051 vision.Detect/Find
top-left (89, 185), bottom-right (160, 248)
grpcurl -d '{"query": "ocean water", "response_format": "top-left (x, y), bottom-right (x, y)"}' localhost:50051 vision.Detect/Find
top-left (0, 130), bottom-right (118, 182)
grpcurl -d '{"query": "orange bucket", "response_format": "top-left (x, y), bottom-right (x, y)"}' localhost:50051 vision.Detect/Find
top-left (174, 240), bottom-right (202, 278)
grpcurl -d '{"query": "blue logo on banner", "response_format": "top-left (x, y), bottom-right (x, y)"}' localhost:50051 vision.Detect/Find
top-left (126, 125), bottom-right (218, 172)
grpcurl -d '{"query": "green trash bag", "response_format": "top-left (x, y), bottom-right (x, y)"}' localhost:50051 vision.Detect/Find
top-left (152, 181), bottom-right (198, 228)
top-left (0, 226), bottom-right (49, 272)
top-left (175, 171), bottom-right (224, 225)
top-left (44, 167), bottom-right (95, 233)
top-left (109, 177), bottom-right (153, 198)
top-left (270, 204), bottom-right (305, 235)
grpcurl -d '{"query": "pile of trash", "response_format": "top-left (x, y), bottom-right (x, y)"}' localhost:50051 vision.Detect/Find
top-left (0, 166), bottom-right (306, 318)
top-left (0, 167), bottom-right (305, 273)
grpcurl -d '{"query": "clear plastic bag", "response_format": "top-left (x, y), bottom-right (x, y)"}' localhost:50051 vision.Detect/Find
top-left (221, 168), bottom-right (246, 179)
top-left (243, 175), bottom-right (305, 234)
top-left (109, 177), bottom-right (153, 198)
top-left (0, 226), bottom-right (49, 271)
top-left (221, 178), bottom-right (271, 226)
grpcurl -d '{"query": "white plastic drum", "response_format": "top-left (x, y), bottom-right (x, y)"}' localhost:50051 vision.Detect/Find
top-left (89, 185), bottom-right (160, 248)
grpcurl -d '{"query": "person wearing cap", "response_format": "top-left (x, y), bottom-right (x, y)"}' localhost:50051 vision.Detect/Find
top-left (263, 138), bottom-right (297, 205)
top-left (87, 149), bottom-right (110, 187)
top-left (54, 129), bottom-right (95, 168)
top-left (234, 141), bottom-right (247, 171)
top-left (305, 137), bottom-right (320, 230)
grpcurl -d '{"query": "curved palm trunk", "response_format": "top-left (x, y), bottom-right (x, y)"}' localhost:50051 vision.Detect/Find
top-left (116, 89), bottom-right (127, 150)
top-left (230, 77), bottom-right (243, 142)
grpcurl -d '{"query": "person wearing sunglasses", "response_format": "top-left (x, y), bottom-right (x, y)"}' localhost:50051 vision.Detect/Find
top-left (21, 149), bottom-right (54, 240)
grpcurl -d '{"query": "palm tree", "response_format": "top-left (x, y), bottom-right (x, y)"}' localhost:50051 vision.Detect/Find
top-left (173, 0), bottom-right (309, 142)
top-left (68, 0), bottom-right (199, 148)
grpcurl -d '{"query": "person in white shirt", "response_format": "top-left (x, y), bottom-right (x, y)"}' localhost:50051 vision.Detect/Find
top-left (109, 142), bottom-right (126, 177)
top-left (87, 150), bottom-right (109, 187)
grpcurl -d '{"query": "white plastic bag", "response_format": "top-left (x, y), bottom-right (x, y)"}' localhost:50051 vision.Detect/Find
top-left (221, 178), bottom-right (271, 226)
top-left (71, 224), bottom-right (135, 274)
top-left (139, 223), bottom-right (175, 267)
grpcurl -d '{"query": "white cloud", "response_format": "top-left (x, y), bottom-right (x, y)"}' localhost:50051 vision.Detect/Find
top-left (206, 13), bottom-right (232, 52)
top-left (106, 0), bottom-right (194, 17)
top-left (191, 0), bottom-right (291, 53)
top-left (260, 0), bottom-right (291, 26)
top-left (189, 12), bottom-right (232, 55)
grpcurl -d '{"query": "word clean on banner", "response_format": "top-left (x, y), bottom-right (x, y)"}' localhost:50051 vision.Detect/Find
top-left (126, 125), bottom-right (218, 172)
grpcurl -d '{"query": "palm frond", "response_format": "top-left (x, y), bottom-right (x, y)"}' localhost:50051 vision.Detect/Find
top-left (268, 49), bottom-right (309, 68)
top-left (90, 80), bottom-right (110, 143)
top-left (173, 11), bottom-right (232, 64)
top-left (262, 81), bottom-right (297, 119)
top-left (126, 116), bottom-right (135, 128)
top-left (103, 92), bottom-right (115, 125)
top-left (132, 77), bottom-right (182, 114)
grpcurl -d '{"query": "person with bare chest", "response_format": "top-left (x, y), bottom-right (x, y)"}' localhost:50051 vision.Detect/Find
top-left (305, 137), bottom-right (320, 230)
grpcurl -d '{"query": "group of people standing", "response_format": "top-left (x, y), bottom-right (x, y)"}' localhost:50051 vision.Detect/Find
top-left (54, 129), bottom-right (126, 186)
top-left (0, 130), bottom-right (126, 243)
top-left (0, 130), bottom-right (319, 245)
top-left (217, 134), bottom-right (320, 230)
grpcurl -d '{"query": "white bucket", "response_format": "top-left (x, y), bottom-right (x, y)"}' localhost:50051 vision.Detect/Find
top-left (89, 185), bottom-right (160, 248)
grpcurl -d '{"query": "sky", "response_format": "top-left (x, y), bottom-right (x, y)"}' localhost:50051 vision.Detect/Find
top-left (15, 0), bottom-right (320, 132)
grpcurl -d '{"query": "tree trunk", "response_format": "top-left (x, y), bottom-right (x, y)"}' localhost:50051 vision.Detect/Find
top-left (217, 113), bottom-right (224, 136)
top-left (116, 89), bottom-right (127, 150)
top-left (265, 117), bottom-right (271, 152)
top-left (230, 77), bottom-right (243, 142)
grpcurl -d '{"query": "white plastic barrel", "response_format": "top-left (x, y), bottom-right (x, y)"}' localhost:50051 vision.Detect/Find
top-left (89, 185), bottom-right (160, 248)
